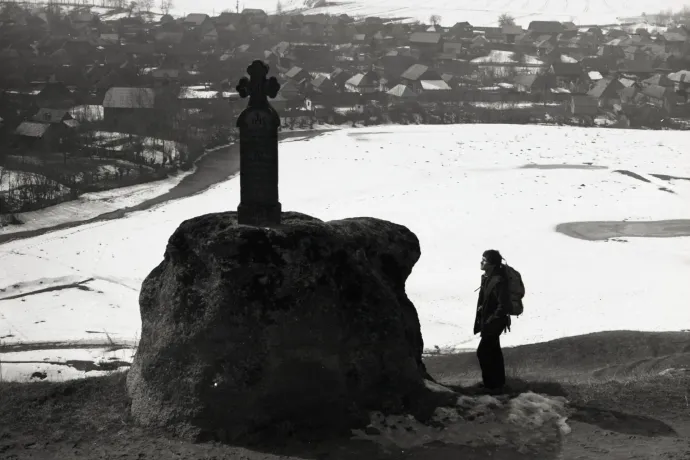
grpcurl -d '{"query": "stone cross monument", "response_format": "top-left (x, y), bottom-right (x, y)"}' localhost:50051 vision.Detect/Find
top-left (235, 60), bottom-right (282, 226)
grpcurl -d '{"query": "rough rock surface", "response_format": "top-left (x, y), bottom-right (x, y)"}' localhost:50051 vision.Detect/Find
top-left (126, 211), bottom-right (432, 443)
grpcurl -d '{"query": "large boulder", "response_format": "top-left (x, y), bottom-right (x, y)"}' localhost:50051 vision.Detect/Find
top-left (126, 211), bottom-right (432, 443)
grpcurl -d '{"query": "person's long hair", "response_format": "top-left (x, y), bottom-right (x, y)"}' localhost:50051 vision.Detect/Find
top-left (483, 249), bottom-right (507, 277)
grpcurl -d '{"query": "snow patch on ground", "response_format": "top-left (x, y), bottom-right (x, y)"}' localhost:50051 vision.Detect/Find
top-left (352, 391), bottom-right (571, 452)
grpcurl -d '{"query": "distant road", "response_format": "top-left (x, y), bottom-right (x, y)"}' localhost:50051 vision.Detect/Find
top-left (0, 129), bottom-right (333, 246)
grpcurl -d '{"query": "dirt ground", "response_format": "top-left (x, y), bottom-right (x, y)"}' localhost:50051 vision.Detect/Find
top-left (1, 331), bottom-right (689, 460)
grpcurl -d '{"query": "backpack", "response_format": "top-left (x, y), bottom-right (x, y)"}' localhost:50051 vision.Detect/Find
top-left (503, 262), bottom-right (525, 316)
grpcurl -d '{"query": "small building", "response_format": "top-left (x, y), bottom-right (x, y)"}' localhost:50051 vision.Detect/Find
top-left (310, 74), bottom-right (336, 94)
top-left (408, 32), bottom-right (443, 57)
top-left (345, 71), bottom-right (380, 94)
top-left (527, 21), bottom-right (564, 35)
top-left (241, 8), bottom-right (268, 24)
top-left (386, 84), bottom-right (418, 103)
top-left (642, 73), bottom-right (674, 88)
top-left (202, 28), bottom-right (219, 43)
top-left (641, 84), bottom-right (678, 112)
top-left (102, 87), bottom-right (157, 132)
top-left (183, 13), bottom-right (211, 28)
top-left (514, 74), bottom-right (553, 94)
top-left (569, 95), bottom-right (598, 116)
top-left (400, 64), bottom-right (442, 93)
top-left (330, 68), bottom-right (353, 92)
top-left (14, 120), bottom-right (72, 151)
top-left (284, 66), bottom-right (310, 84)
top-left (549, 62), bottom-right (588, 90)
top-left (278, 79), bottom-right (304, 101)
top-left (587, 78), bottom-right (624, 108)
top-left (502, 25), bottom-right (524, 44)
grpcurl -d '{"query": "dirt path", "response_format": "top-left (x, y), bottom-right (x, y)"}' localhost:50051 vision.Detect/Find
top-left (0, 130), bottom-right (332, 246)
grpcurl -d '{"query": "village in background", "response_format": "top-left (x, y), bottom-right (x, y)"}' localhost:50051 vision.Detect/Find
top-left (0, 0), bottom-right (689, 218)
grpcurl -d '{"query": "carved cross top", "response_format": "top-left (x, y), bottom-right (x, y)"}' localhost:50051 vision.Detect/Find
top-left (236, 60), bottom-right (281, 107)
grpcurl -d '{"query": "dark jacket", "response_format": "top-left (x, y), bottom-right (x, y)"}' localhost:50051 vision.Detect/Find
top-left (474, 267), bottom-right (512, 336)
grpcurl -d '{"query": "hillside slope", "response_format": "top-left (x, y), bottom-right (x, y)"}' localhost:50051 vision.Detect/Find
top-left (1, 330), bottom-right (689, 459)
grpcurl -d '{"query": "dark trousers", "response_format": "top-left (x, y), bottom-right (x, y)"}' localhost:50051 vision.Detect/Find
top-left (477, 334), bottom-right (506, 389)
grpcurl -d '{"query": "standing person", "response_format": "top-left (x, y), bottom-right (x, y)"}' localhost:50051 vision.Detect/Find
top-left (474, 249), bottom-right (512, 392)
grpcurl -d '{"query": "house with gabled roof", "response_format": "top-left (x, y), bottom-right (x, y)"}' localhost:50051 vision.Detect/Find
top-left (400, 64), bottom-right (442, 93)
top-left (587, 77), bottom-right (624, 107)
top-left (502, 25), bottom-right (523, 43)
top-left (241, 8), bottom-right (268, 24)
top-left (14, 121), bottom-right (54, 150)
top-left (642, 73), bottom-right (674, 87)
top-left (202, 27), bottom-right (218, 43)
top-left (549, 62), bottom-right (588, 88)
top-left (527, 21), bottom-right (564, 36)
top-left (409, 32), bottom-right (443, 57)
top-left (641, 84), bottom-right (678, 112)
top-left (345, 71), bottom-right (380, 93)
top-left (284, 66), bottom-right (310, 84)
top-left (183, 14), bottom-right (210, 28)
top-left (215, 11), bottom-right (241, 27)
top-left (330, 68), bottom-right (353, 91)
top-left (450, 21), bottom-right (473, 38)
top-left (386, 84), bottom-right (418, 106)
top-left (310, 74), bottom-right (336, 94)
top-left (14, 110), bottom-right (77, 151)
top-left (514, 73), bottom-right (553, 94)
top-left (102, 87), bottom-right (157, 132)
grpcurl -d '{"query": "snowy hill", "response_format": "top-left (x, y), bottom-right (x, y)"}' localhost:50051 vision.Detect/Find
top-left (1, 124), bottom-right (690, 381)
top-left (167, 0), bottom-right (682, 26)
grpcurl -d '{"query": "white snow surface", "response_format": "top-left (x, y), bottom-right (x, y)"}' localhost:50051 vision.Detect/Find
top-left (353, 390), bottom-right (571, 450)
top-left (165, 0), bottom-right (682, 27)
top-left (1, 125), bottom-right (690, 381)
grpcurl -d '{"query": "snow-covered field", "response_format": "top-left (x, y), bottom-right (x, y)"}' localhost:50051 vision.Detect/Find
top-left (166, 0), bottom-right (683, 26)
top-left (2, 124), bottom-right (690, 382)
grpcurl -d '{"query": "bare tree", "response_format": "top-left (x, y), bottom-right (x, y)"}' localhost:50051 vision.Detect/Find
top-left (159, 0), bottom-right (173, 14)
top-left (498, 13), bottom-right (515, 27)
top-left (138, 0), bottom-right (153, 13)
top-left (429, 14), bottom-right (442, 26)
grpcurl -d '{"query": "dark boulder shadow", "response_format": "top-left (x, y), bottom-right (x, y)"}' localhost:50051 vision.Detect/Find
top-left (192, 380), bottom-right (564, 459)
top-left (400, 441), bottom-right (560, 460)
top-left (570, 405), bottom-right (678, 437)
